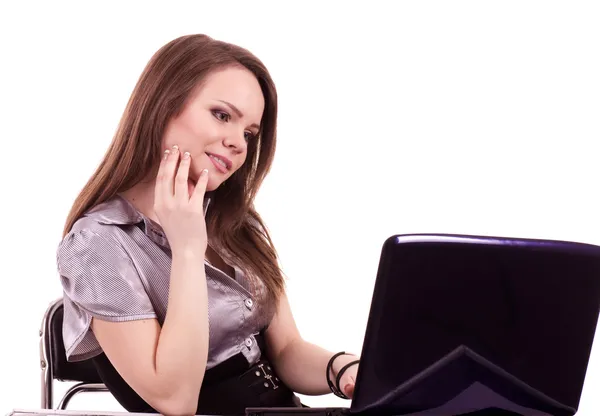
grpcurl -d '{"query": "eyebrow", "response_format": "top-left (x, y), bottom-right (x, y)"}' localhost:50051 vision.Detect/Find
top-left (217, 100), bottom-right (261, 130)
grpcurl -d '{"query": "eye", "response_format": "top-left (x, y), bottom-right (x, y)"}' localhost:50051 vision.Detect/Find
top-left (244, 131), bottom-right (256, 142)
top-left (212, 110), bottom-right (230, 122)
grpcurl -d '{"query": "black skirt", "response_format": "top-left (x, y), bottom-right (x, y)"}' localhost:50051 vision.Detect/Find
top-left (91, 334), bottom-right (302, 415)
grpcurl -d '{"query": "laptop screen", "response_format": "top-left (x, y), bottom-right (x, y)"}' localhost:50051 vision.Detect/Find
top-left (351, 235), bottom-right (600, 415)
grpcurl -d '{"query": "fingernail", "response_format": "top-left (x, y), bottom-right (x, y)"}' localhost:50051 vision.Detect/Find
top-left (172, 144), bottom-right (179, 151)
top-left (163, 149), bottom-right (170, 160)
top-left (202, 169), bottom-right (208, 175)
top-left (183, 151), bottom-right (190, 159)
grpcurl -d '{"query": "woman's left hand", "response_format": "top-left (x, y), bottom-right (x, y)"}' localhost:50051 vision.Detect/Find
top-left (335, 356), bottom-right (360, 399)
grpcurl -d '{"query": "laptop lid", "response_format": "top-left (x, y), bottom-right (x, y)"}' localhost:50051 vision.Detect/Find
top-left (350, 234), bottom-right (600, 416)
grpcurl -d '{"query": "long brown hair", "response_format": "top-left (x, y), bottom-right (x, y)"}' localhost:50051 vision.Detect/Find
top-left (63, 34), bottom-right (284, 307)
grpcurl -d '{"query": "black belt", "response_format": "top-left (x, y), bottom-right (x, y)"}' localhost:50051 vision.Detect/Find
top-left (197, 356), bottom-right (301, 415)
top-left (198, 333), bottom-right (301, 414)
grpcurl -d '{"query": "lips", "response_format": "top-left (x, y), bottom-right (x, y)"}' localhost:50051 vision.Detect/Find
top-left (206, 152), bottom-right (232, 173)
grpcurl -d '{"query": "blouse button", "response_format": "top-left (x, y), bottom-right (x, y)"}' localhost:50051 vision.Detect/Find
top-left (245, 338), bottom-right (253, 347)
top-left (245, 298), bottom-right (254, 309)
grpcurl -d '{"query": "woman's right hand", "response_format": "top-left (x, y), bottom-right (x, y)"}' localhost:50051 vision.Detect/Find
top-left (154, 145), bottom-right (209, 256)
top-left (92, 145), bottom-right (211, 416)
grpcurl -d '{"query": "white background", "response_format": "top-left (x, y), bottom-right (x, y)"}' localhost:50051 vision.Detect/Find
top-left (1, 0), bottom-right (599, 414)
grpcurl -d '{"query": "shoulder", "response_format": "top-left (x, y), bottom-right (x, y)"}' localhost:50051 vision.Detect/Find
top-left (58, 195), bottom-right (143, 264)
top-left (58, 226), bottom-right (127, 263)
top-left (71, 195), bottom-right (143, 233)
top-left (56, 199), bottom-right (151, 307)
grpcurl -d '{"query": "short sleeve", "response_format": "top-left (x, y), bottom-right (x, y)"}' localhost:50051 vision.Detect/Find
top-left (57, 229), bottom-right (157, 361)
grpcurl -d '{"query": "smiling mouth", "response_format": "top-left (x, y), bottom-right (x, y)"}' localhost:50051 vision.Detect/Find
top-left (206, 153), bottom-right (231, 172)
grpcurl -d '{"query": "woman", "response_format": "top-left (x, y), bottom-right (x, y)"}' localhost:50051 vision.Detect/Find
top-left (56, 34), bottom-right (360, 416)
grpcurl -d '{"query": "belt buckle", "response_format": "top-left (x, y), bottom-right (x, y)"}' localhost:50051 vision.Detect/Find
top-left (256, 362), bottom-right (279, 390)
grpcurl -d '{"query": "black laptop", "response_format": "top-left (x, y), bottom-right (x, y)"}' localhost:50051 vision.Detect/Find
top-left (246, 233), bottom-right (600, 416)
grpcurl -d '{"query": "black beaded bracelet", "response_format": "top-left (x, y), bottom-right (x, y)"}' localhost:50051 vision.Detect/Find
top-left (335, 359), bottom-right (360, 396)
top-left (326, 351), bottom-right (349, 398)
top-left (326, 352), bottom-right (360, 399)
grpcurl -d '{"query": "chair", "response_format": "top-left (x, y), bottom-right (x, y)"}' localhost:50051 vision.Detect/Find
top-left (39, 297), bottom-right (109, 409)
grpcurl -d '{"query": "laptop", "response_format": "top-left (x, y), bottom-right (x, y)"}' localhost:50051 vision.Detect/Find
top-left (246, 233), bottom-right (600, 416)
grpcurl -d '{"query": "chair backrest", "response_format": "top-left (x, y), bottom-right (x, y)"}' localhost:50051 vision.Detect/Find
top-left (42, 298), bottom-right (102, 383)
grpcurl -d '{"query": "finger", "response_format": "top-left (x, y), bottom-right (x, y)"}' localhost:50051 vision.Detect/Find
top-left (190, 168), bottom-right (209, 209)
top-left (161, 145), bottom-right (180, 199)
top-left (174, 151), bottom-right (191, 202)
top-left (154, 148), bottom-right (171, 201)
top-left (343, 383), bottom-right (354, 398)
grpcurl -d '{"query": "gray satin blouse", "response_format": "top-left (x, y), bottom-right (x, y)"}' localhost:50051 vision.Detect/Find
top-left (56, 194), bottom-right (270, 370)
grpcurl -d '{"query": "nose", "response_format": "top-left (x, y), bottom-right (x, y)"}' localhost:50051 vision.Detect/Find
top-left (222, 130), bottom-right (248, 153)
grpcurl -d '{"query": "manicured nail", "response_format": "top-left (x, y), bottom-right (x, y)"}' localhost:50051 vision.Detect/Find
top-left (183, 151), bottom-right (190, 159)
top-left (163, 149), bottom-right (170, 160)
top-left (201, 169), bottom-right (208, 175)
top-left (172, 144), bottom-right (179, 151)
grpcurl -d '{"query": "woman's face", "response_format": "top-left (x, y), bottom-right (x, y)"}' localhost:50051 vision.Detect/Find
top-left (162, 65), bottom-right (265, 192)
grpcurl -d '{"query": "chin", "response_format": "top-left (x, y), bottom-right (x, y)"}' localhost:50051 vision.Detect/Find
top-left (190, 169), bottom-right (222, 192)
top-left (206, 177), bottom-right (223, 192)
top-left (188, 176), bottom-right (220, 194)
top-left (206, 184), bottom-right (219, 192)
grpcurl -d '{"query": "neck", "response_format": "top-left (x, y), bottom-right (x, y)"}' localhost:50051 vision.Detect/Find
top-left (119, 177), bottom-right (160, 224)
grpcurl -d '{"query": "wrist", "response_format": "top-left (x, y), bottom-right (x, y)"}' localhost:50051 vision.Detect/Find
top-left (326, 352), bottom-right (360, 399)
top-left (331, 353), bottom-right (359, 377)
top-left (172, 245), bottom-right (206, 262)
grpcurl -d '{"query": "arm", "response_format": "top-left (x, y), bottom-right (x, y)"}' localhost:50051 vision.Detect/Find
top-left (91, 149), bottom-right (211, 416)
top-left (92, 251), bottom-right (208, 416)
top-left (264, 292), bottom-right (359, 396)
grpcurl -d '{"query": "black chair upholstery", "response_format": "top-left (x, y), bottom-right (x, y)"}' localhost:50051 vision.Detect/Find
top-left (40, 298), bottom-right (109, 409)
top-left (49, 304), bottom-right (103, 383)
